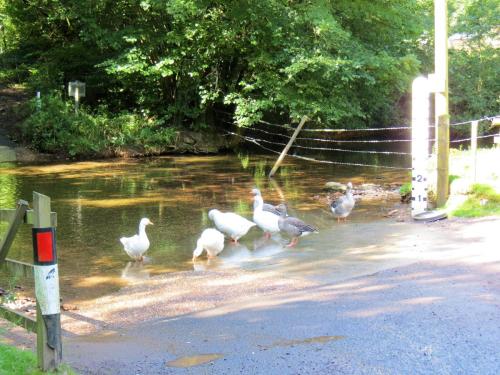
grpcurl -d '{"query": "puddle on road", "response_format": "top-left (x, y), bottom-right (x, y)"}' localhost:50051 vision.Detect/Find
top-left (166, 353), bottom-right (224, 368)
top-left (266, 335), bottom-right (345, 349)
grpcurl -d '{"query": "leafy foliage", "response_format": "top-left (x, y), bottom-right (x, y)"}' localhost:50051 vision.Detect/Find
top-left (22, 93), bottom-right (175, 157)
top-left (448, 0), bottom-right (500, 122)
top-left (1, 0), bottom-right (496, 150)
top-left (1, 0), bottom-right (428, 131)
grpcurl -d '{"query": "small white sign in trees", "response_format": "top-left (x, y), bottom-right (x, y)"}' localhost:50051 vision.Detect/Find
top-left (68, 80), bottom-right (85, 113)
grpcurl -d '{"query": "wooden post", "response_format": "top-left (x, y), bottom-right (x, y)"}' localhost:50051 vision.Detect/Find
top-left (435, 0), bottom-right (450, 207)
top-left (33, 192), bottom-right (62, 371)
top-left (269, 116), bottom-right (308, 178)
top-left (471, 120), bottom-right (478, 182)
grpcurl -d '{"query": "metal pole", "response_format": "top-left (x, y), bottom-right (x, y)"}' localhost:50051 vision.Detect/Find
top-left (471, 120), bottom-right (478, 182)
top-left (33, 192), bottom-right (62, 371)
top-left (435, 0), bottom-right (450, 207)
top-left (269, 116), bottom-right (308, 178)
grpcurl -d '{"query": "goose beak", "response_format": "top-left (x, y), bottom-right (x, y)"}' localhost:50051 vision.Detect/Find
top-left (148, 220), bottom-right (154, 225)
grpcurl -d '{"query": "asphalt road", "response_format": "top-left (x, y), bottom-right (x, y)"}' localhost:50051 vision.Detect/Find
top-left (63, 217), bottom-right (500, 375)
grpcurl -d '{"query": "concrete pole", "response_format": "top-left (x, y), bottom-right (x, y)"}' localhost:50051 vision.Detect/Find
top-left (435, 0), bottom-right (450, 207)
top-left (269, 116), bottom-right (308, 178)
top-left (411, 76), bottom-right (431, 216)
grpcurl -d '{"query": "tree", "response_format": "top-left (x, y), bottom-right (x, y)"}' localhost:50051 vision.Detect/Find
top-left (448, 0), bottom-right (499, 121)
top-left (2, 0), bottom-right (428, 130)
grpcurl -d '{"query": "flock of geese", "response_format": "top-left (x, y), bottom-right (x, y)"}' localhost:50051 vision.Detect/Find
top-left (120, 183), bottom-right (355, 262)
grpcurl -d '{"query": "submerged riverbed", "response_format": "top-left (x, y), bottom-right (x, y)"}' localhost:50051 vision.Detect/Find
top-left (0, 154), bottom-right (408, 303)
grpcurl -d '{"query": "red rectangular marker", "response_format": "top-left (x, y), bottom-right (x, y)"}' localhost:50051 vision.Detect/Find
top-left (36, 231), bottom-right (54, 263)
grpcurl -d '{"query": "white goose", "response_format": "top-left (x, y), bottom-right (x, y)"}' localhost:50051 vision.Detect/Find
top-left (208, 209), bottom-right (256, 243)
top-left (252, 190), bottom-right (280, 238)
top-left (120, 218), bottom-right (153, 261)
top-left (192, 228), bottom-right (225, 261)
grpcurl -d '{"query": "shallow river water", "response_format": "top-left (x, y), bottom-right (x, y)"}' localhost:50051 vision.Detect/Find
top-left (0, 154), bottom-right (408, 303)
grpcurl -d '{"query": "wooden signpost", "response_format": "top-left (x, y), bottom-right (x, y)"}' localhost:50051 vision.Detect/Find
top-left (0, 192), bottom-right (61, 371)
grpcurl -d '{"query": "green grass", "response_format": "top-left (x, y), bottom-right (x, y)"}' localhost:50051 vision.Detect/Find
top-left (399, 182), bottom-right (411, 196)
top-left (451, 183), bottom-right (500, 218)
top-left (0, 343), bottom-right (76, 375)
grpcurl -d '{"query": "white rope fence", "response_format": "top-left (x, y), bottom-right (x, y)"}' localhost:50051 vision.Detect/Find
top-left (253, 114), bottom-right (498, 131)
top-left (221, 114), bottom-right (499, 170)
top-left (226, 131), bottom-right (412, 170)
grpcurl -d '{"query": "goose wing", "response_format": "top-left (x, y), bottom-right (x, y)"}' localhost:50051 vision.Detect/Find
top-left (263, 203), bottom-right (284, 216)
top-left (280, 216), bottom-right (317, 237)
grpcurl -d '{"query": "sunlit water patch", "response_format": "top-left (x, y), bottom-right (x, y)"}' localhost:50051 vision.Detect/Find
top-left (0, 155), bottom-right (407, 303)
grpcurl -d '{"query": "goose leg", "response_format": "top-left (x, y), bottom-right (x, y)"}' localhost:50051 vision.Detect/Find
top-left (286, 237), bottom-right (298, 247)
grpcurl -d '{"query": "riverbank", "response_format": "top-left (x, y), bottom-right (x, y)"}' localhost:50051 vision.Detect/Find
top-left (0, 85), bottom-right (236, 162)
top-left (2, 215), bottom-right (499, 374)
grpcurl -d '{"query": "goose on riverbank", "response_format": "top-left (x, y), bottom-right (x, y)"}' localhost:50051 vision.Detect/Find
top-left (252, 189), bottom-right (281, 239)
top-left (208, 209), bottom-right (256, 243)
top-left (277, 204), bottom-right (318, 247)
top-left (192, 228), bottom-right (225, 261)
top-left (330, 182), bottom-right (355, 222)
top-left (120, 218), bottom-right (153, 261)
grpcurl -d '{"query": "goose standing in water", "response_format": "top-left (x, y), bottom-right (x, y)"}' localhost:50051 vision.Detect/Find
top-left (277, 204), bottom-right (318, 247)
top-left (192, 228), bottom-right (225, 261)
top-left (208, 209), bottom-right (256, 243)
top-left (330, 182), bottom-right (355, 222)
top-left (252, 188), bottom-right (286, 216)
top-left (120, 218), bottom-right (154, 261)
top-left (252, 189), bottom-right (281, 239)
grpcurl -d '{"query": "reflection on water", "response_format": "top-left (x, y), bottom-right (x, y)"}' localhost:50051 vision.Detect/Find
top-left (121, 261), bottom-right (151, 282)
top-left (0, 155), bottom-right (406, 303)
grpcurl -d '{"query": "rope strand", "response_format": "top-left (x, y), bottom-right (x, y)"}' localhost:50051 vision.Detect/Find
top-left (226, 131), bottom-right (412, 170)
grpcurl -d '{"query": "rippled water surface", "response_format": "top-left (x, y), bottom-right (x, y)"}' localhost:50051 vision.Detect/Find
top-left (0, 155), bottom-right (407, 302)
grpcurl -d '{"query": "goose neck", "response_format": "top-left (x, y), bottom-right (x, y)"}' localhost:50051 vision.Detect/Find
top-left (139, 223), bottom-right (148, 236)
top-left (254, 196), bottom-right (264, 211)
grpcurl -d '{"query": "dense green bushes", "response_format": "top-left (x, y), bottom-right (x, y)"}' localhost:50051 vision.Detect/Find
top-left (1, 0), bottom-right (498, 156)
top-left (22, 94), bottom-right (175, 157)
top-left (1, 0), bottom-right (427, 130)
top-left (449, 0), bottom-right (500, 123)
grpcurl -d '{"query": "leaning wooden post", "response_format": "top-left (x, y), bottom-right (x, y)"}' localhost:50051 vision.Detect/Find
top-left (269, 115), bottom-right (308, 178)
top-left (33, 192), bottom-right (62, 371)
top-left (471, 120), bottom-right (478, 182)
top-left (0, 200), bottom-right (29, 262)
